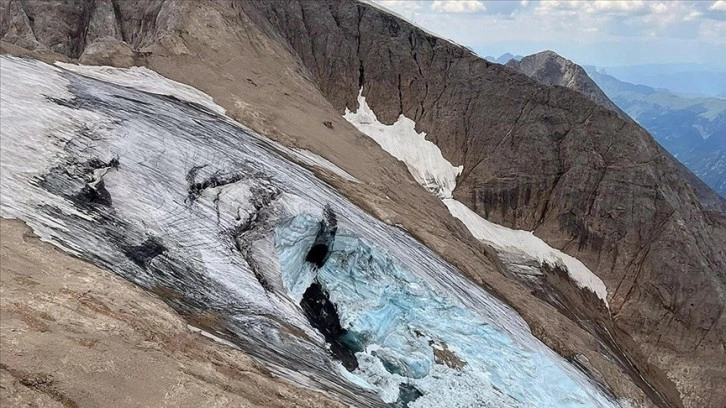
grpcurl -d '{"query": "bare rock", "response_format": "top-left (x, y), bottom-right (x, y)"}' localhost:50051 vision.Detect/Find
top-left (79, 36), bottom-right (135, 67)
top-left (506, 50), bottom-right (626, 117)
top-left (0, 0), bottom-right (45, 51)
top-left (86, 0), bottom-right (123, 43)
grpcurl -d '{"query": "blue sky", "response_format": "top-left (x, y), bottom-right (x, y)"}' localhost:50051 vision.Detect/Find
top-left (370, 0), bottom-right (726, 69)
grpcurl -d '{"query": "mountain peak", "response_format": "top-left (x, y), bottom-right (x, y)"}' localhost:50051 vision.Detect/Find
top-left (506, 50), bottom-right (626, 117)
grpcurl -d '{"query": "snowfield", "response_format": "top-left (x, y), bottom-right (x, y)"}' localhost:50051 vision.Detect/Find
top-left (344, 90), bottom-right (463, 199)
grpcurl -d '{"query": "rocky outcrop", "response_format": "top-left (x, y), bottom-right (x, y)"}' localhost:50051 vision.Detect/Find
top-left (506, 50), bottom-right (626, 117)
top-left (1, 1), bottom-right (724, 407)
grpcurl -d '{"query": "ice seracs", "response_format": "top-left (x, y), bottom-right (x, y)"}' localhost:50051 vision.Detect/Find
top-left (343, 88), bottom-right (609, 306)
top-left (275, 212), bottom-right (616, 407)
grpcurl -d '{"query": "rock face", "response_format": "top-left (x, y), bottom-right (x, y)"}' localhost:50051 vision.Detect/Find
top-left (1, 0), bottom-right (724, 407)
top-left (506, 50), bottom-right (626, 117)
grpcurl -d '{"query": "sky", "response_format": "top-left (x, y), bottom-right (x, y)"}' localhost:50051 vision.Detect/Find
top-left (369, 0), bottom-right (726, 70)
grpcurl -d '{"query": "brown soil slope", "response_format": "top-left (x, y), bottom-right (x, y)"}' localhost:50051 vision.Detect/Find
top-left (0, 219), bottom-right (344, 408)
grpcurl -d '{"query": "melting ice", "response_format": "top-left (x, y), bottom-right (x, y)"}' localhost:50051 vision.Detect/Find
top-left (275, 213), bottom-right (616, 407)
top-left (1, 56), bottom-right (621, 407)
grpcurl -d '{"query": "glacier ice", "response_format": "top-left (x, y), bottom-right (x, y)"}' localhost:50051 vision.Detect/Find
top-left (275, 213), bottom-right (616, 407)
top-left (1, 56), bottom-right (621, 407)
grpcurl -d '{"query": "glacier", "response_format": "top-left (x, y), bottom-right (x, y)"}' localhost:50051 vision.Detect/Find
top-left (1, 55), bottom-right (621, 407)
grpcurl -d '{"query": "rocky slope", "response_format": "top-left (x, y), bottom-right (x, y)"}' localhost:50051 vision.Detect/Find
top-left (0, 0), bottom-right (724, 407)
top-left (505, 50), bottom-right (626, 118)
top-left (0, 219), bottom-right (344, 408)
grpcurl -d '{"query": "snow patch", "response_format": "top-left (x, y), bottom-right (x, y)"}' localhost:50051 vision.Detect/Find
top-left (444, 199), bottom-right (609, 305)
top-left (56, 62), bottom-right (226, 115)
top-left (286, 147), bottom-right (361, 183)
top-left (343, 89), bottom-right (462, 199)
top-left (343, 89), bottom-right (609, 306)
top-left (187, 325), bottom-right (241, 350)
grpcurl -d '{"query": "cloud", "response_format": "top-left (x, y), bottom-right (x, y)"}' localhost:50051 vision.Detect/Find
top-left (368, 0), bottom-right (725, 68)
top-left (536, 0), bottom-right (653, 17)
top-left (431, 1), bottom-right (485, 13)
top-left (375, 0), bottom-right (423, 13)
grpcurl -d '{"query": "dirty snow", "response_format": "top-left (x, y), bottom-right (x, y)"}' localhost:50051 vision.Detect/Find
top-left (56, 62), bottom-right (225, 115)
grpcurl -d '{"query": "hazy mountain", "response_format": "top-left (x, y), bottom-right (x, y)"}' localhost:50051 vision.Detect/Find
top-left (600, 64), bottom-right (726, 98)
top-left (584, 67), bottom-right (726, 197)
top-left (485, 52), bottom-right (523, 65)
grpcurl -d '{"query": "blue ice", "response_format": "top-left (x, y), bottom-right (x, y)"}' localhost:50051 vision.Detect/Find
top-left (275, 213), bottom-right (615, 407)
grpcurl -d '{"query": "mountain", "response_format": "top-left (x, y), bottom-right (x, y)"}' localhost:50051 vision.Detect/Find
top-left (505, 51), bottom-right (626, 117)
top-left (584, 67), bottom-right (726, 197)
top-left (485, 52), bottom-right (523, 65)
top-left (1, 1), bottom-right (725, 407)
top-left (507, 51), bottom-right (726, 201)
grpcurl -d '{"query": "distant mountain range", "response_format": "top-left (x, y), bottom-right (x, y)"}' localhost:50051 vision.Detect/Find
top-left (598, 63), bottom-right (726, 98)
top-left (485, 53), bottom-right (523, 65)
top-left (584, 67), bottom-right (725, 197)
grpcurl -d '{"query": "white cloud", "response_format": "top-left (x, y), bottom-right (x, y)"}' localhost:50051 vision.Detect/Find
top-left (591, 0), bottom-right (645, 12)
top-left (431, 0), bottom-right (485, 13)
top-left (372, 0), bottom-right (725, 68)
top-left (375, 0), bottom-right (423, 12)
top-left (537, 0), bottom-right (650, 16)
